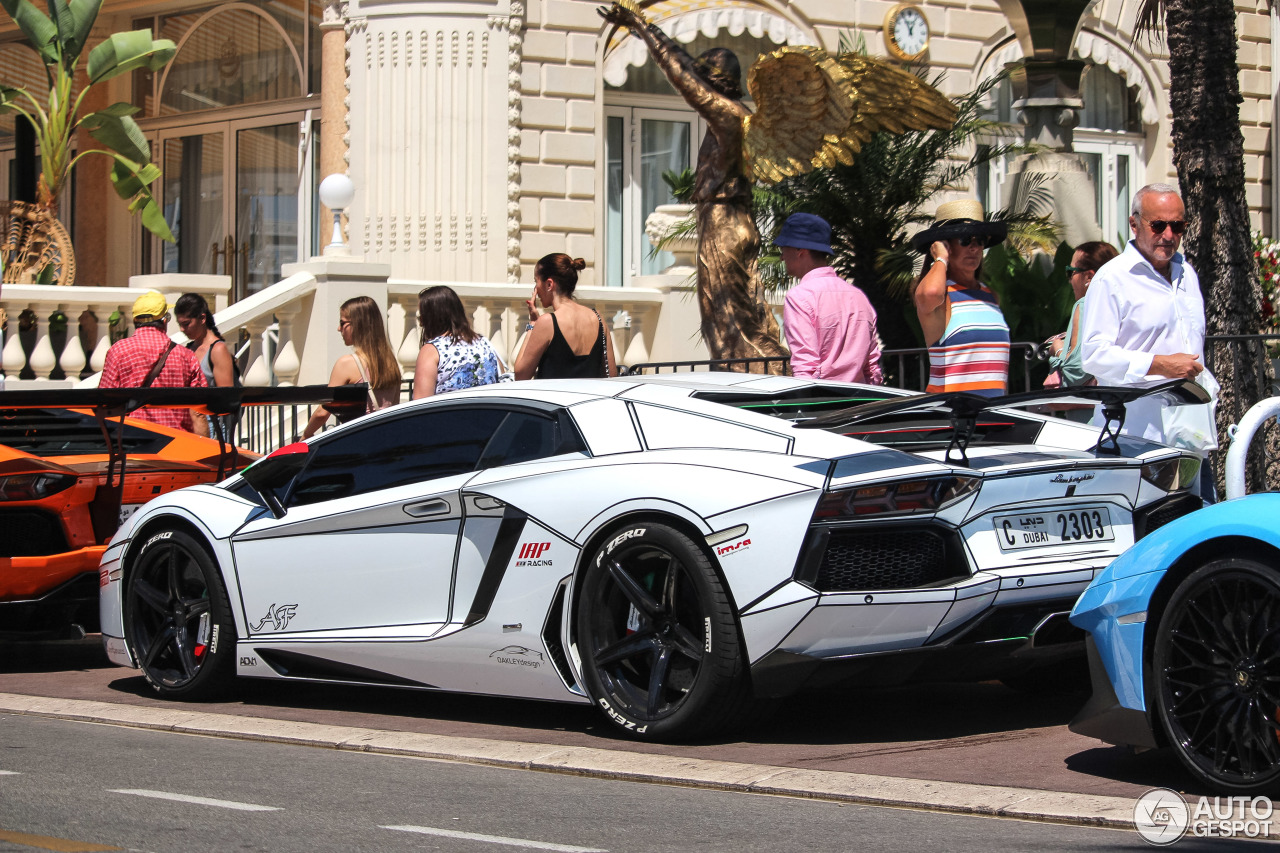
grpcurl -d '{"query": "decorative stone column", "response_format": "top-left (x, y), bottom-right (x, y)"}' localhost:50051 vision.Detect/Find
top-left (88, 304), bottom-right (114, 373)
top-left (273, 305), bottom-right (302, 386)
top-left (995, 0), bottom-right (1100, 245)
top-left (2, 321), bottom-right (24, 381)
top-left (319, 1), bottom-right (350, 240)
top-left (27, 307), bottom-right (57, 380)
top-left (57, 303), bottom-right (87, 381)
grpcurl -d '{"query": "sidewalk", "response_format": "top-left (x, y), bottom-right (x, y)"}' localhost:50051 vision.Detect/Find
top-left (0, 692), bottom-right (1140, 831)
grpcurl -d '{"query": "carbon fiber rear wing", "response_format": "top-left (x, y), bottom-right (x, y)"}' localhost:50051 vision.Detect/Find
top-left (795, 379), bottom-right (1210, 462)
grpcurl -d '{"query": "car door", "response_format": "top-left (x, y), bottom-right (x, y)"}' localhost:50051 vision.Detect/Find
top-left (230, 406), bottom-right (508, 637)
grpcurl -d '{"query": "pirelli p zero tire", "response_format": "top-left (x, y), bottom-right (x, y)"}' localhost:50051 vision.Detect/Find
top-left (1153, 558), bottom-right (1280, 795)
top-left (577, 522), bottom-right (751, 740)
top-left (124, 528), bottom-right (236, 700)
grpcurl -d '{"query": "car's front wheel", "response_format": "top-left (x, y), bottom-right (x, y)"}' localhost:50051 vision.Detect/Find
top-left (1154, 558), bottom-right (1280, 794)
top-left (576, 522), bottom-right (752, 740)
top-left (124, 528), bottom-right (236, 699)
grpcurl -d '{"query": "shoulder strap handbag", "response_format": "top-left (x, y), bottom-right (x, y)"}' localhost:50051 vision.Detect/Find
top-left (594, 311), bottom-right (611, 378)
top-left (141, 341), bottom-right (176, 388)
top-left (352, 351), bottom-right (383, 412)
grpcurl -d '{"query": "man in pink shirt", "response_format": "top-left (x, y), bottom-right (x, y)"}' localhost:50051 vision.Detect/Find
top-left (778, 213), bottom-right (883, 384)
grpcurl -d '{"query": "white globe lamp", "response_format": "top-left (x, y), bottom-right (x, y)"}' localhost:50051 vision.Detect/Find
top-left (318, 173), bottom-right (356, 255)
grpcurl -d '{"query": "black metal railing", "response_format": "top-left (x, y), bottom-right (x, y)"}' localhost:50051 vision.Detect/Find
top-left (225, 336), bottom-right (1280, 490)
top-left (622, 343), bottom-right (1045, 392)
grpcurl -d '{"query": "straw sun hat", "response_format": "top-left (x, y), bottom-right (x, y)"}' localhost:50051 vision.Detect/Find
top-left (909, 199), bottom-right (1007, 253)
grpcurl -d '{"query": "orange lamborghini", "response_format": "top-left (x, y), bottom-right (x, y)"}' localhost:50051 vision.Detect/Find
top-left (0, 385), bottom-right (362, 639)
top-left (0, 407), bottom-right (258, 639)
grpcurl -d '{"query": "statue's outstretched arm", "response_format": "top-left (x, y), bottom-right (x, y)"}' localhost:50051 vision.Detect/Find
top-left (599, 3), bottom-right (740, 128)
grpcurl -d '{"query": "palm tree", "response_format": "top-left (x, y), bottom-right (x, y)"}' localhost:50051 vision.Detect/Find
top-left (0, 0), bottom-right (175, 240)
top-left (755, 72), bottom-right (1051, 350)
top-left (1135, 0), bottom-right (1269, 489)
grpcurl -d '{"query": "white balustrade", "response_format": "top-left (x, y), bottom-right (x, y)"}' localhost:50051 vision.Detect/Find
top-left (0, 269), bottom-right (707, 392)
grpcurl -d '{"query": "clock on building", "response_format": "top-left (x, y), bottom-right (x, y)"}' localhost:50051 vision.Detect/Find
top-left (884, 3), bottom-right (931, 62)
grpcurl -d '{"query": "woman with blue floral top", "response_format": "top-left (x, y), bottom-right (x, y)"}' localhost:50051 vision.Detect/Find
top-left (411, 286), bottom-right (501, 398)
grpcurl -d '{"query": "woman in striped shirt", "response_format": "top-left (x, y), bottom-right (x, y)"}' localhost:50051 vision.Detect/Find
top-left (910, 200), bottom-right (1010, 397)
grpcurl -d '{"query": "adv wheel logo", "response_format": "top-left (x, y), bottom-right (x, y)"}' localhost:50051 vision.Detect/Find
top-left (1134, 788), bottom-right (1189, 845)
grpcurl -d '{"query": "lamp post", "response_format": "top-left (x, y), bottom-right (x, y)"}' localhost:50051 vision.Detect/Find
top-left (318, 173), bottom-right (355, 256)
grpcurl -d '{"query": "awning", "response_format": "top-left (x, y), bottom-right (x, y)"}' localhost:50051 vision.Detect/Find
top-left (977, 32), bottom-right (1160, 126)
top-left (603, 0), bottom-right (814, 88)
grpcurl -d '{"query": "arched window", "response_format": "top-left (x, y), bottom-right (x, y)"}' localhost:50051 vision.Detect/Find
top-left (977, 64), bottom-right (1144, 242)
top-left (1075, 65), bottom-right (1144, 243)
top-left (156, 5), bottom-right (304, 116)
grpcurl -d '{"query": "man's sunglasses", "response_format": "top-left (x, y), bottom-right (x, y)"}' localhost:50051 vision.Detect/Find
top-left (1138, 215), bottom-right (1187, 235)
top-left (1065, 266), bottom-right (1091, 275)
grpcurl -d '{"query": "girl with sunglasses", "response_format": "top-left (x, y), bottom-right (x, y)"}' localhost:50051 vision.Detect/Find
top-left (910, 199), bottom-right (1010, 397)
top-left (300, 296), bottom-right (401, 439)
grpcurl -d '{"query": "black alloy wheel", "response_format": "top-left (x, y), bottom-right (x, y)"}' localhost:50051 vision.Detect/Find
top-left (125, 528), bottom-right (236, 699)
top-left (1154, 558), bottom-right (1280, 794)
top-left (577, 522), bottom-right (751, 739)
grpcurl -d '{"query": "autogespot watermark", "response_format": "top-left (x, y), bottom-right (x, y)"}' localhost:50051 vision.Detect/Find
top-left (1133, 788), bottom-right (1274, 845)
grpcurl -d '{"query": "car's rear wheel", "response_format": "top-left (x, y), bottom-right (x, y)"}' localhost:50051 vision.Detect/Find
top-left (1154, 558), bottom-right (1280, 794)
top-left (576, 522), bottom-right (751, 740)
top-left (125, 528), bottom-right (236, 699)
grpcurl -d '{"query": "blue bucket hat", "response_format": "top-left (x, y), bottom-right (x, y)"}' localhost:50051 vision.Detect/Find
top-left (774, 213), bottom-right (832, 254)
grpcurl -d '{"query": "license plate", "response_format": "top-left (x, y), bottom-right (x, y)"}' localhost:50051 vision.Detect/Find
top-left (118, 504), bottom-right (143, 526)
top-left (994, 506), bottom-right (1113, 551)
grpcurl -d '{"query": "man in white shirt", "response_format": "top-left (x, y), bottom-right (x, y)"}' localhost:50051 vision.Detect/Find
top-left (1081, 183), bottom-right (1205, 445)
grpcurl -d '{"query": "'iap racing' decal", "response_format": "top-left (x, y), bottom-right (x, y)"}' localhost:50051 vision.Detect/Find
top-left (516, 541), bottom-right (553, 566)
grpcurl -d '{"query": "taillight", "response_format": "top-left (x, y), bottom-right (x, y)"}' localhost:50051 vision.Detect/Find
top-left (1140, 455), bottom-right (1200, 492)
top-left (0, 473), bottom-right (76, 501)
top-left (814, 476), bottom-right (980, 520)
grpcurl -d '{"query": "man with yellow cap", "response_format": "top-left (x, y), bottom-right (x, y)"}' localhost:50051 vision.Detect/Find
top-left (100, 291), bottom-right (207, 432)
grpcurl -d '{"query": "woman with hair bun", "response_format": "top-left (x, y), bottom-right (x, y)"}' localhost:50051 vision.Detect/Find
top-left (514, 253), bottom-right (617, 380)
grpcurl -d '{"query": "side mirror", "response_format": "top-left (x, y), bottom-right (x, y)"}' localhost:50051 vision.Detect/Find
top-left (241, 442), bottom-right (310, 518)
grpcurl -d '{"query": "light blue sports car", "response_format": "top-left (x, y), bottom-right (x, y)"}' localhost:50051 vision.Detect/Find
top-left (1070, 399), bottom-right (1280, 794)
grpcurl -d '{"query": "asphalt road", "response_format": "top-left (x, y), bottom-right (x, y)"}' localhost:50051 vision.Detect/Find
top-left (4, 713), bottom-right (1250, 853)
top-left (0, 637), bottom-right (1208, 801)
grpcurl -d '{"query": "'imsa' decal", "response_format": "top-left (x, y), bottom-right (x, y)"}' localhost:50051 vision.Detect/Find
top-left (250, 603), bottom-right (298, 632)
top-left (716, 537), bottom-right (750, 556)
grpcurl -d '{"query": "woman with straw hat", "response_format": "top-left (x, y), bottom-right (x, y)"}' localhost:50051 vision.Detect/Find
top-left (910, 199), bottom-right (1010, 397)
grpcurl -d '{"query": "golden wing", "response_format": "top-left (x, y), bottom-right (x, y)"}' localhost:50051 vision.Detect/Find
top-left (744, 46), bottom-right (958, 184)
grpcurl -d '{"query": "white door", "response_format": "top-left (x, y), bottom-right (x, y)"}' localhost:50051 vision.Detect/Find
top-left (230, 474), bottom-right (472, 636)
top-left (229, 405), bottom-right (514, 636)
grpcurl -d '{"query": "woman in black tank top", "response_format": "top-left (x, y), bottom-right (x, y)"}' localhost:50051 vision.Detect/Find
top-left (514, 253), bottom-right (617, 380)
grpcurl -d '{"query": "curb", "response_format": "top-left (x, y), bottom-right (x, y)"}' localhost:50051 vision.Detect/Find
top-left (0, 692), bottom-right (1138, 831)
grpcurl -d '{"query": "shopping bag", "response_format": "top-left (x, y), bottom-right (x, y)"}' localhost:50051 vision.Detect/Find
top-left (1161, 370), bottom-right (1220, 453)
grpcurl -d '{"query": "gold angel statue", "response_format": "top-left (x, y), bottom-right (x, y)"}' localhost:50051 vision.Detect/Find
top-left (598, 1), bottom-right (957, 365)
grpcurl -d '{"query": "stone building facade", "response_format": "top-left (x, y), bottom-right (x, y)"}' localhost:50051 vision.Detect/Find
top-left (0, 0), bottom-right (1272, 301)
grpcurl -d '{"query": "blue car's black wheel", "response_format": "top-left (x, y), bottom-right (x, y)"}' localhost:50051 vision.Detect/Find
top-left (1154, 558), bottom-right (1280, 794)
top-left (125, 529), bottom-right (236, 699)
top-left (577, 522), bottom-right (751, 740)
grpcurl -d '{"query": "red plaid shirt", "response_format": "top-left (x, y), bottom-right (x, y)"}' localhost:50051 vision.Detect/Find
top-left (100, 326), bottom-right (207, 431)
